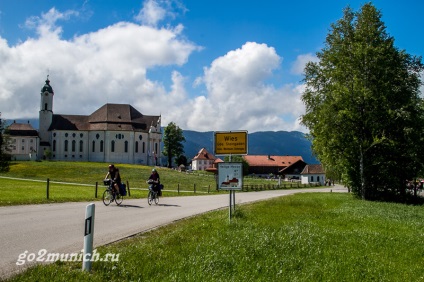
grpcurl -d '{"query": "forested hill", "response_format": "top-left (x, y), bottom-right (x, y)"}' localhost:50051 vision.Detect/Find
top-left (182, 130), bottom-right (319, 164)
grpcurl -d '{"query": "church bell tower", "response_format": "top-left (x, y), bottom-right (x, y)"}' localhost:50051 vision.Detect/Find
top-left (38, 76), bottom-right (54, 158)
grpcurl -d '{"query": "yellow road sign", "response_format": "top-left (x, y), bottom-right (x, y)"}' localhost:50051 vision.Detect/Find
top-left (214, 131), bottom-right (248, 155)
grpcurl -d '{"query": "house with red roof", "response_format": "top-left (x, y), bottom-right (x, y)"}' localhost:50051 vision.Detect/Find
top-left (192, 148), bottom-right (221, 171)
top-left (242, 155), bottom-right (304, 176)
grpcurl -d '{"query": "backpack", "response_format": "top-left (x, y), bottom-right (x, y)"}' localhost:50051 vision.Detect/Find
top-left (119, 183), bottom-right (127, 196)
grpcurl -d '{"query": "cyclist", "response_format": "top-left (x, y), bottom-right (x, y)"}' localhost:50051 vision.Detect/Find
top-left (148, 168), bottom-right (160, 192)
top-left (105, 164), bottom-right (121, 196)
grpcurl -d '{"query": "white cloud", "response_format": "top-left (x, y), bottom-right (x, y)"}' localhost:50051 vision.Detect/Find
top-left (0, 5), bottom-right (308, 134)
top-left (0, 6), bottom-right (200, 120)
top-left (181, 42), bottom-right (307, 133)
top-left (291, 53), bottom-right (319, 75)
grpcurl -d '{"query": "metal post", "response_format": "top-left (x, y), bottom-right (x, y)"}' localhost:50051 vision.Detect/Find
top-left (95, 182), bottom-right (98, 198)
top-left (83, 203), bottom-right (95, 272)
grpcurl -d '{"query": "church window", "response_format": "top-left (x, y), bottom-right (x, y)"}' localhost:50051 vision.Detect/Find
top-left (111, 141), bottom-right (115, 152)
top-left (53, 140), bottom-right (56, 152)
top-left (135, 141), bottom-right (139, 153)
top-left (125, 141), bottom-right (128, 153)
top-left (72, 140), bottom-right (76, 152)
top-left (92, 141), bottom-right (95, 152)
top-left (100, 141), bottom-right (104, 152)
top-left (79, 140), bottom-right (83, 152)
top-left (64, 140), bottom-right (68, 152)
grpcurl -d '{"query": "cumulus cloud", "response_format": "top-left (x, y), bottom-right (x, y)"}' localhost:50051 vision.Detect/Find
top-left (291, 53), bottom-right (319, 75)
top-left (0, 5), bottom-right (199, 119)
top-left (0, 3), bottom-right (308, 133)
top-left (183, 42), bottom-right (307, 132)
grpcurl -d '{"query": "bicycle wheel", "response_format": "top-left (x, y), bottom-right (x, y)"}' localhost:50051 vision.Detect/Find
top-left (115, 193), bottom-right (123, 206)
top-left (147, 191), bottom-right (153, 205)
top-left (102, 190), bottom-right (112, 206)
top-left (154, 192), bottom-right (159, 205)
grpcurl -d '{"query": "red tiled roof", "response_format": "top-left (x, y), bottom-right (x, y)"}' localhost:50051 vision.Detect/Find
top-left (193, 148), bottom-right (217, 161)
top-left (301, 164), bottom-right (325, 174)
top-left (243, 155), bottom-right (303, 167)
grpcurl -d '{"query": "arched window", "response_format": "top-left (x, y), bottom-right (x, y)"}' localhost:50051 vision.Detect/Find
top-left (142, 142), bottom-right (145, 153)
top-left (64, 140), bottom-right (68, 152)
top-left (135, 141), bottom-right (139, 153)
top-left (124, 141), bottom-right (128, 153)
top-left (100, 141), bottom-right (104, 152)
top-left (53, 140), bottom-right (56, 152)
top-left (111, 141), bottom-right (115, 152)
top-left (92, 141), bottom-right (95, 152)
top-left (155, 143), bottom-right (158, 155)
top-left (79, 140), bottom-right (83, 152)
top-left (72, 140), bottom-right (76, 152)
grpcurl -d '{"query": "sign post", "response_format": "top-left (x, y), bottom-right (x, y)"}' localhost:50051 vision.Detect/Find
top-left (218, 162), bottom-right (243, 221)
top-left (83, 203), bottom-right (95, 272)
top-left (214, 130), bottom-right (248, 222)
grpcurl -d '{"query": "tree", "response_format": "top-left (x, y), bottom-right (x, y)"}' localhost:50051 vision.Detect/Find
top-left (175, 154), bottom-right (188, 167)
top-left (163, 122), bottom-right (186, 168)
top-left (223, 155), bottom-right (250, 176)
top-left (0, 113), bottom-right (11, 172)
top-left (301, 3), bottom-right (424, 201)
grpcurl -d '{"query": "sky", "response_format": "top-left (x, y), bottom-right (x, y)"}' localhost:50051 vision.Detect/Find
top-left (0, 0), bottom-right (423, 133)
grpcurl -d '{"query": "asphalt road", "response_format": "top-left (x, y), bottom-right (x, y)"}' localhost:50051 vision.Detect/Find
top-left (0, 185), bottom-right (347, 279)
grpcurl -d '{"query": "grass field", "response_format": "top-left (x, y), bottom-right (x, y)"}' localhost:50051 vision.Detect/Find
top-left (0, 161), bottom-right (318, 206)
top-left (6, 193), bottom-right (424, 281)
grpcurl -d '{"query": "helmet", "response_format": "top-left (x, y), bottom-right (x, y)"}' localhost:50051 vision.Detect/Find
top-left (152, 168), bottom-right (156, 172)
top-left (109, 164), bottom-right (115, 169)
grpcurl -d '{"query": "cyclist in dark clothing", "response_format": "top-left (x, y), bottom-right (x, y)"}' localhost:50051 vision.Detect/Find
top-left (105, 164), bottom-right (121, 195)
top-left (148, 168), bottom-right (160, 191)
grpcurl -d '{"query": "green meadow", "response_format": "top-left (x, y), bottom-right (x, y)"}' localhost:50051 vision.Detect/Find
top-left (6, 193), bottom-right (424, 281)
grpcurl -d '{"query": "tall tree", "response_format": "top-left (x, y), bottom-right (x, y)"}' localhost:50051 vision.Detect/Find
top-left (301, 3), bottom-right (424, 201)
top-left (163, 122), bottom-right (186, 168)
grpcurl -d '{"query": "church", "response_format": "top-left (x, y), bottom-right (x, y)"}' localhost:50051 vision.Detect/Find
top-left (8, 76), bottom-right (162, 165)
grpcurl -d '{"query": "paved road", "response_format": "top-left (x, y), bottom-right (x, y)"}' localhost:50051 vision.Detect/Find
top-left (0, 185), bottom-right (346, 279)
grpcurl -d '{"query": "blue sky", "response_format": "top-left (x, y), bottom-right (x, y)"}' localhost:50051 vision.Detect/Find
top-left (0, 0), bottom-right (422, 133)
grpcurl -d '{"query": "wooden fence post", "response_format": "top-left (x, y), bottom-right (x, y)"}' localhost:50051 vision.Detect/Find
top-left (46, 178), bottom-right (50, 199)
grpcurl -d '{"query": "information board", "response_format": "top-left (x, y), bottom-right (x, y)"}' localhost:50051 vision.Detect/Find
top-left (218, 162), bottom-right (243, 190)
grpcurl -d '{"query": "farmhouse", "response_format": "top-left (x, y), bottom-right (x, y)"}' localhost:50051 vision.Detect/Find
top-left (242, 155), bottom-right (304, 176)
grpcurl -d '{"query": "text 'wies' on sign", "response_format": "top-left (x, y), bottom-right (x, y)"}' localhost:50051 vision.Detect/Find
top-left (214, 131), bottom-right (248, 155)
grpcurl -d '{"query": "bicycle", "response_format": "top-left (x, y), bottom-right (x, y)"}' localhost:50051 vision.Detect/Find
top-left (147, 179), bottom-right (159, 205)
top-left (102, 179), bottom-right (123, 206)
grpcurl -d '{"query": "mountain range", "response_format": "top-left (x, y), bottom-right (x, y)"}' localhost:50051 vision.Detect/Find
top-left (182, 130), bottom-right (319, 164)
top-left (5, 119), bottom-right (318, 164)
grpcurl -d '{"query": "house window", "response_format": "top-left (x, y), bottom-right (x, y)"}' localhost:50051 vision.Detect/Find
top-left (311, 176), bottom-right (314, 182)
top-left (111, 141), bottom-right (115, 152)
top-left (92, 141), bottom-right (95, 152)
top-left (317, 176), bottom-right (320, 182)
top-left (72, 140), bottom-right (76, 152)
top-left (79, 140), bottom-right (83, 152)
top-left (64, 140), bottom-right (68, 152)
top-left (125, 141), bottom-right (128, 153)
